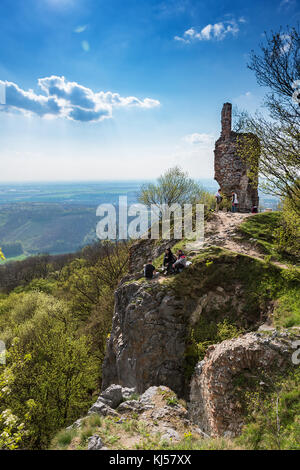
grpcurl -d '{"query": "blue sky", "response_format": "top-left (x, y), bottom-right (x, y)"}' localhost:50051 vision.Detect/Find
top-left (0, 0), bottom-right (299, 181)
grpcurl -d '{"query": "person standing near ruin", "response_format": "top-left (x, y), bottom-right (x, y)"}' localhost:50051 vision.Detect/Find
top-left (231, 191), bottom-right (239, 213)
top-left (215, 189), bottom-right (223, 212)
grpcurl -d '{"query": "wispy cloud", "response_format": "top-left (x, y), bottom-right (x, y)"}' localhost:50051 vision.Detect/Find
top-left (279, 0), bottom-right (296, 8)
top-left (81, 40), bottom-right (90, 52)
top-left (175, 18), bottom-right (244, 44)
top-left (156, 0), bottom-right (191, 17)
top-left (183, 133), bottom-right (214, 145)
top-left (74, 24), bottom-right (88, 34)
top-left (0, 76), bottom-right (160, 122)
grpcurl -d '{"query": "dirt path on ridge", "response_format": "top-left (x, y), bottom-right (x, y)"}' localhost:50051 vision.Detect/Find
top-left (186, 211), bottom-right (289, 269)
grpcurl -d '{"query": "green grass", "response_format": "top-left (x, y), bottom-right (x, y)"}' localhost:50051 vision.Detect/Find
top-left (274, 287), bottom-right (300, 328)
top-left (239, 212), bottom-right (281, 246)
top-left (239, 211), bottom-right (299, 264)
top-left (53, 429), bottom-right (77, 448)
top-left (152, 239), bottom-right (187, 269)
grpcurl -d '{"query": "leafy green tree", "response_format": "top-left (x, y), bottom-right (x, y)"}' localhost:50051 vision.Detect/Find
top-left (59, 242), bottom-right (129, 318)
top-left (274, 188), bottom-right (300, 257)
top-left (0, 292), bottom-right (97, 449)
top-left (0, 357), bottom-right (32, 450)
top-left (139, 166), bottom-right (212, 209)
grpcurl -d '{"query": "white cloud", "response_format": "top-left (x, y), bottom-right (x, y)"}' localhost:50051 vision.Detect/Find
top-left (174, 19), bottom-right (241, 44)
top-left (74, 25), bottom-right (88, 33)
top-left (81, 40), bottom-right (90, 52)
top-left (0, 76), bottom-right (160, 122)
top-left (183, 133), bottom-right (214, 145)
top-left (280, 34), bottom-right (292, 54)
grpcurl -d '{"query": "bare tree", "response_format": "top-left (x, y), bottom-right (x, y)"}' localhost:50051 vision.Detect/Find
top-left (235, 26), bottom-right (300, 214)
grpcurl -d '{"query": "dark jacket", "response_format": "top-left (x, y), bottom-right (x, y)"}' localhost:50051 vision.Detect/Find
top-left (144, 263), bottom-right (156, 279)
top-left (163, 252), bottom-right (176, 266)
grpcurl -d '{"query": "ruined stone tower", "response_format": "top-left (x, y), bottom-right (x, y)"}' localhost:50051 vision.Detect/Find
top-left (214, 103), bottom-right (259, 212)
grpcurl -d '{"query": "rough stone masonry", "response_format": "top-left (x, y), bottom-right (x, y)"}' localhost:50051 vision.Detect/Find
top-left (214, 103), bottom-right (259, 212)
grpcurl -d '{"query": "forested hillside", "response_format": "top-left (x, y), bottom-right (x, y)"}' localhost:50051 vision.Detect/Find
top-left (0, 240), bottom-right (129, 449)
top-left (0, 203), bottom-right (98, 258)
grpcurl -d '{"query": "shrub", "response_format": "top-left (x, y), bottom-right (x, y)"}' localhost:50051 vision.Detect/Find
top-left (238, 368), bottom-right (300, 450)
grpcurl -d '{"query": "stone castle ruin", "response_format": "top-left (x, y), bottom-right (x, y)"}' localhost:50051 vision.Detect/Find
top-left (214, 103), bottom-right (259, 212)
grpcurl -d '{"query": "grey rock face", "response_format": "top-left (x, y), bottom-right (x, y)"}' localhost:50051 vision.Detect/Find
top-left (88, 399), bottom-right (118, 417)
top-left (88, 435), bottom-right (103, 450)
top-left (101, 282), bottom-right (187, 397)
top-left (88, 384), bottom-right (137, 417)
top-left (161, 428), bottom-right (180, 442)
top-left (121, 387), bottom-right (137, 400)
top-left (101, 257), bottom-right (266, 398)
top-left (140, 386), bottom-right (168, 404)
top-left (101, 384), bottom-right (123, 408)
top-left (117, 400), bottom-right (142, 413)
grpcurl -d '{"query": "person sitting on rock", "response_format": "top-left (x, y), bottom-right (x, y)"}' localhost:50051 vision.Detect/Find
top-left (144, 259), bottom-right (157, 279)
top-left (172, 250), bottom-right (187, 274)
top-left (163, 248), bottom-right (176, 275)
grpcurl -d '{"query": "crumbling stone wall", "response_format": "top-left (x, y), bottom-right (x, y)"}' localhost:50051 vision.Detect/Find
top-left (189, 332), bottom-right (295, 437)
top-left (214, 103), bottom-right (259, 212)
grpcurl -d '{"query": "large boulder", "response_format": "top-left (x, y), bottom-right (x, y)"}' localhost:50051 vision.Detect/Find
top-left (88, 384), bottom-right (137, 416)
top-left (189, 332), bottom-right (297, 437)
top-left (88, 399), bottom-right (118, 417)
top-left (100, 384), bottom-right (123, 408)
top-left (101, 282), bottom-right (187, 396)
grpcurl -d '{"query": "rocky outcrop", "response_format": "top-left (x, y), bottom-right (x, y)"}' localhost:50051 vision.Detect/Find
top-left (214, 103), bottom-right (259, 212)
top-left (101, 281), bottom-right (187, 396)
top-left (189, 332), bottom-right (297, 437)
top-left (88, 384), bottom-right (135, 417)
top-left (68, 385), bottom-right (204, 449)
top-left (102, 249), bottom-right (274, 398)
